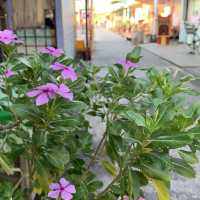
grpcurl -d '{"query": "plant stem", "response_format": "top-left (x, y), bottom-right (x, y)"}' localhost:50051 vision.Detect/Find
top-left (83, 112), bottom-right (110, 179)
top-left (86, 130), bottom-right (107, 171)
top-left (95, 168), bottom-right (123, 199)
top-left (95, 145), bottom-right (132, 199)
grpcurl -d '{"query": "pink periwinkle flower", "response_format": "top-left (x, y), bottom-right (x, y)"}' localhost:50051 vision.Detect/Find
top-left (40, 47), bottom-right (64, 57)
top-left (123, 196), bottom-right (145, 200)
top-left (4, 69), bottom-right (15, 78)
top-left (117, 59), bottom-right (138, 72)
top-left (51, 62), bottom-right (77, 81)
top-left (26, 83), bottom-right (73, 106)
top-left (0, 29), bottom-right (17, 44)
top-left (48, 178), bottom-right (76, 200)
top-left (123, 195), bottom-right (129, 200)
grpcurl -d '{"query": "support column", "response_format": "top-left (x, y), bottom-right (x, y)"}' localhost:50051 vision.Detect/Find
top-left (55, 0), bottom-right (76, 58)
top-left (179, 0), bottom-right (188, 43)
top-left (152, 0), bottom-right (158, 37)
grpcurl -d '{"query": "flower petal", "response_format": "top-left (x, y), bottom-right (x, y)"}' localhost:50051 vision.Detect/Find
top-left (61, 68), bottom-right (77, 81)
top-left (45, 83), bottom-right (59, 92)
top-left (59, 178), bottom-right (70, 188)
top-left (57, 84), bottom-right (73, 101)
top-left (47, 91), bottom-right (56, 99)
top-left (49, 183), bottom-right (60, 190)
top-left (50, 62), bottom-right (65, 71)
top-left (48, 190), bottom-right (60, 199)
top-left (61, 69), bottom-right (70, 80)
top-left (61, 191), bottom-right (73, 200)
top-left (36, 93), bottom-right (49, 106)
top-left (52, 49), bottom-right (64, 57)
top-left (26, 90), bottom-right (41, 97)
top-left (65, 184), bottom-right (76, 194)
top-left (4, 69), bottom-right (15, 78)
top-left (37, 83), bottom-right (58, 92)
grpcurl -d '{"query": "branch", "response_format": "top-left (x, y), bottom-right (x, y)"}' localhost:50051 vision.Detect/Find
top-left (95, 168), bottom-right (122, 199)
top-left (0, 121), bottom-right (19, 131)
top-left (95, 145), bottom-right (133, 199)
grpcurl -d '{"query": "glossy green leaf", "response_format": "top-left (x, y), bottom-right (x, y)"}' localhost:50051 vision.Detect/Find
top-left (45, 147), bottom-right (70, 170)
top-left (171, 157), bottom-right (195, 178)
top-left (151, 179), bottom-right (170, 200)
top-left (178, 150), bottom-right (198, 164)
top-left (120, 110), bottom-right (145, 127)
top-left (126, 47), bottom-right (142, 63)
top-left (0, 155), bottom-right (15, 175)
top-left (101, 160), bottom-right (117, 177)
top-left (141, 163), bottom-right (170, 182)
top-left (0, 111), bottom-right (13, 122)
top-left (149, 133), bottom-right (193, 148)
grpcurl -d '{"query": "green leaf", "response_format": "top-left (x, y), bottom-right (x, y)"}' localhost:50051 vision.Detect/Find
top-left (0, 155), bottom-right (15, 175)
top-left (120, 110), bottom-right (145, 127)
top-left (51, 118), bottom-right (80, 128)
top-left (149, 133), bottom-right (193, 149)
top-left (126, 47), bottom-right (142, 63)
top-left (45, 147), bottom-right (70, 170)
top-left (101, 160), bottom-right (117, 177)
top-left (17, 57), bottom-right (32, 68)
top-left (178, 150), bottom-right (198, 164)
top-left (151, 179), bottom-right (170, 200)
top-left (141, 163), bottom-right (170, 182)
top-left (131, 171), bottom-right (148, 200)
top-left (171, 157), bottom-right (196, 178)
top-left (0, 111), bottom-right (13, 122)
top-left (61, 101), bottom-right (88, 112)
top-left (34, 160), bottom-right (51, 192)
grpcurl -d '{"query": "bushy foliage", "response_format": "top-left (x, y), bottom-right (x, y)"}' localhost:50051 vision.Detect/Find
top-left (0, 30), bottom-right (200, 200)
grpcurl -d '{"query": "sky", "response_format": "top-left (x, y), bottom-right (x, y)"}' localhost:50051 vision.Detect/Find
top-left (76, 0), bottom-right (124, 14)
top-left (93, 0), bottom-right (113, 13)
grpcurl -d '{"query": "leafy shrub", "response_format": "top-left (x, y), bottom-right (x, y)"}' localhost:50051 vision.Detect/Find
top-left (0, 30), bottom-right (200, 200)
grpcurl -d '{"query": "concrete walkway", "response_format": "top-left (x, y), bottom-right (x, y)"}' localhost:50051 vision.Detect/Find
top-left (142, 43), bottom-right (200, 68)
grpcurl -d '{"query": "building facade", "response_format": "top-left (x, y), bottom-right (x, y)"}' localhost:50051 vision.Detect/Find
top-left (179, 0), bottom-right (200, 42)
top-left (0, 0), bottom-right (76, 57)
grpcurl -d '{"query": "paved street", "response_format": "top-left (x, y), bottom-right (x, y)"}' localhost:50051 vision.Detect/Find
top-left (92, 27), bottom-right (172, 69)
top-left (91, 27), bottom-right (200, 200)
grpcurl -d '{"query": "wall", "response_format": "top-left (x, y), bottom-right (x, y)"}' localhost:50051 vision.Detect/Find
top-left (12, 0), bottom-right (54, 28)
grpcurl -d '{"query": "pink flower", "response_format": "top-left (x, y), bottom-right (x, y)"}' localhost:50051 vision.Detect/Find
top-left (0, 29), bottom-right (17, 44)
top-left (123, 195), bottom-right (129, 200)
top-left (4, 69), bottom-right (15, 78)
top-left (138, 197), bottom-right (145, 200)
top-left (40, 47), bottom-right (64, 57)
top-left (117, 59), bottom-right (138, 72)
top-left (26, 83), bottom-right (73, 106)
top-left (51, 62), bottom-right (77, 81)
top-left (57, 84), bottom-right (73, 101)
top-left (48, 178), bottom-right (76, 200)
